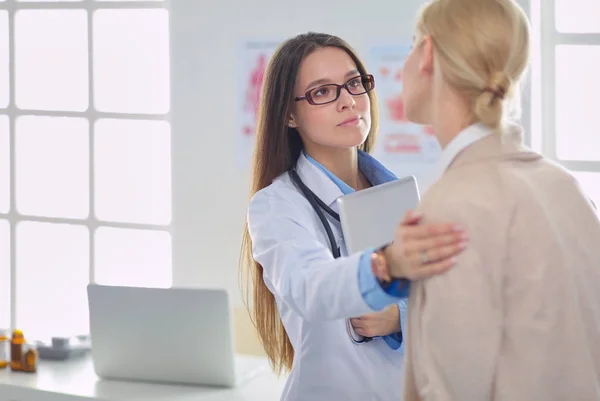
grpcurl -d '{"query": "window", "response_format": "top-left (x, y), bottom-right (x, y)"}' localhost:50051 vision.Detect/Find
top-left (1, 0), bottom-right (172, 341)
top-left (533, 0), bottom-right (600, 208)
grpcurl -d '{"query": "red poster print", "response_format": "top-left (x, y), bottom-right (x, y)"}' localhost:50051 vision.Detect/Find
top-left (237, 40), bottom-right (280, 168)
top-left (367, 44), bottom-right (441, 166)
top-left (245, 53), bottom-right (267, 122)
top-left (383, 133), bottom-right (422, 154)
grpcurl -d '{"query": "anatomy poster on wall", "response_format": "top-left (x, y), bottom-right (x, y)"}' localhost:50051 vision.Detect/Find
top-left (237, 39), bottom-right (280, 168)
top-left (367, 43), bottom-right (441, 186)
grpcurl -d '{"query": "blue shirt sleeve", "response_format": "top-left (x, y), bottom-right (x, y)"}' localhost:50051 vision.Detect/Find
top-left (357, 249), bottom-right (409, 351)
top-left (357, 248), bottom-right (410, 310)
top-left (380, 299), bottom-right (408, 353)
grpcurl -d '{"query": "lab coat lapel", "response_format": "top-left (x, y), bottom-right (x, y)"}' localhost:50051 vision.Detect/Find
top-left (295, 153), bottom-right (345, 211)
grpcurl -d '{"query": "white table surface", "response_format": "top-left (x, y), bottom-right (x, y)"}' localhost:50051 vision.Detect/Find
top-left (0, 355), bottom-right (286, 401)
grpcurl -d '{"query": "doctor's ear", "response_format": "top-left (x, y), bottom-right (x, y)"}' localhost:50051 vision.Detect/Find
top-left (287, 115), bottom-right (298, 128)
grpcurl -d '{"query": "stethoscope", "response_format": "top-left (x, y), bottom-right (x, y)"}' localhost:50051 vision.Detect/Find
top-left (289, 168), bottom-right (373, 344)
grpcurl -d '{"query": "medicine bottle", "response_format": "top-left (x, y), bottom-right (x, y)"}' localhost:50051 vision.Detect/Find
top-left (0, 329), bottom-right (9, 369)
top-left (10, 329), bottom-right (25, 371)
top-left (22, 343), bottom-right (37, 373)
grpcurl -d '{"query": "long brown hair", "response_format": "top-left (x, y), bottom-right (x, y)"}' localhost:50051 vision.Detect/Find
top-left (240, 32), bottom-right (380, 374)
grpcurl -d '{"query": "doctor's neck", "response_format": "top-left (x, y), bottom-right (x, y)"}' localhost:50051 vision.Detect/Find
top-left (304, 145), bottom-right (369, 191)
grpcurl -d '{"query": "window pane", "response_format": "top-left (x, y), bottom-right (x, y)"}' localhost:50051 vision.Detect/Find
top-left (16, 222), bottom-right (89, 340)
top-left (0, 220), bottom-right (9, 331)
top-left (93, 9), bottom-right (170, 114)
top-left (555, 45), bottom-right (600, 161)
top-left (556, 0), bottom-right (600, 33)
top-left (95, 119), bottom-right (171, 225)
top-left (15, 10), bottom-right (88, 111)
top-left (16, 116), bottom-right (89, 219)
top-left (572, 172), bottom-right (600, 211)
top-left (95, 227), bottom-right (171, 288)
top-left (0, 12), bottom-right (9, 108)
top-left (0, 115), bottom-right (8, 214)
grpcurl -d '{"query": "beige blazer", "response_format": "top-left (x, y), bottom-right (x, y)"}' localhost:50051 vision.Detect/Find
top-left (403, 125), bottom-right (600, 401)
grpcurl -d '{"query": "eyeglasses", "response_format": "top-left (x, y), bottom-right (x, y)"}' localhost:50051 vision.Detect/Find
top-left (294, 74), bottom-right (375, 106)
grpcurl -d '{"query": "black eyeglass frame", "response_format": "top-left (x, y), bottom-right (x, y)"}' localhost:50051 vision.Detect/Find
top-left (294, 74), bottom-right (375, 105)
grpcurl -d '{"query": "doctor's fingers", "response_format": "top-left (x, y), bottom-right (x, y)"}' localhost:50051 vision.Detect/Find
top-left (403, 232), bottom-right (469, 254)
top-left (400, 210), bottom-right (425, 225)
top-left (350, 319), bottom-right (379, 337)
top-left (351, 313), bottom-right (381, 326)
top-left (409, 241), bottom-right (468, 266)
top-left (353, 327), bottom-right (377, 337)
top-left (406, 257), bottom-right (456, 280)
top-left (398, 221), bottom-right (465, 241)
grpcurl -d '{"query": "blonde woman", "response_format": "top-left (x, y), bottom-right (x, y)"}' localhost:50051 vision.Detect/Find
top-left (370, 0), bottom-right (600, 400)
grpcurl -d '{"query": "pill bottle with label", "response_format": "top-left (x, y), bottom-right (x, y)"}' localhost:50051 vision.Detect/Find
top-left (0, 329), bottom-right (9, 369)
top-left (10, 329), bottom-right (25, 371)
top-left (22, 343), bottom-right (38, 373)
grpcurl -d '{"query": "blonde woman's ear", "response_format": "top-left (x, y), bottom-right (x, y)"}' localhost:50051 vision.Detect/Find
top-left (419, 36), bottom-right (435, 75)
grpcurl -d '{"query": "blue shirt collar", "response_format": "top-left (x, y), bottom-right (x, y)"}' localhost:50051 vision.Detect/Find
top-left (303, 150), bottom-right (397, 195)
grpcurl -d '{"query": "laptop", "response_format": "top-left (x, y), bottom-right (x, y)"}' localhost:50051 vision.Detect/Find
top-left (337, 175), bottom-right (420, 254)
top-left (87, 284), bottom-right (268, 388)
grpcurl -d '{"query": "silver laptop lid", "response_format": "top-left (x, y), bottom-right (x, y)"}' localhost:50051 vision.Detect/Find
top-left (87, 284), bottom-right (237, 387)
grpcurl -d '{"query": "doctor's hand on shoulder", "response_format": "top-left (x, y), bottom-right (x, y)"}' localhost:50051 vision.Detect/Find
top-left (375, 210), bottom-right (469, 282)
top-left (354, 211), bottom-right (468, 336)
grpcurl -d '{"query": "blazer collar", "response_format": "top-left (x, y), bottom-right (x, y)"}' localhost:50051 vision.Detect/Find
top-left (447, 122), bottom-right (541, 171)
top-left (432, 123), bottom-right (494, 181)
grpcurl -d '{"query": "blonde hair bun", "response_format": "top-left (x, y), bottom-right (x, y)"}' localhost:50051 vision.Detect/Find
top-left (475, 71), bottom-right (513, 129)
top-left (417, 0), bottom-right (530, 130)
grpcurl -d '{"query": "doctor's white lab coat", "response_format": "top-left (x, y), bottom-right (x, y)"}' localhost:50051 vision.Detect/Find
top-left (248, 152), bottom-right (405, 401)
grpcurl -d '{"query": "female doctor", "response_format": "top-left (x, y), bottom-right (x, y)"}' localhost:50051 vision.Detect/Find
top-left (241, 32), bottom-right (468, 401)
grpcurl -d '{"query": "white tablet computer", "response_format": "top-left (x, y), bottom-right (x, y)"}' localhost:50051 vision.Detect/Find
top-left (337, 176), bottom-right (420, 254)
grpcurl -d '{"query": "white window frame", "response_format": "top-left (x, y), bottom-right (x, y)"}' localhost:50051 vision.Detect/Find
top-left (1, 0), bottom-right (172, 333)
top-left (539, 0), bottom-right (600, 171)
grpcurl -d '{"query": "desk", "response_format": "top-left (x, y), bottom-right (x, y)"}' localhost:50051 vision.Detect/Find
top-left (0, 356), bottom-right (286, 401)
